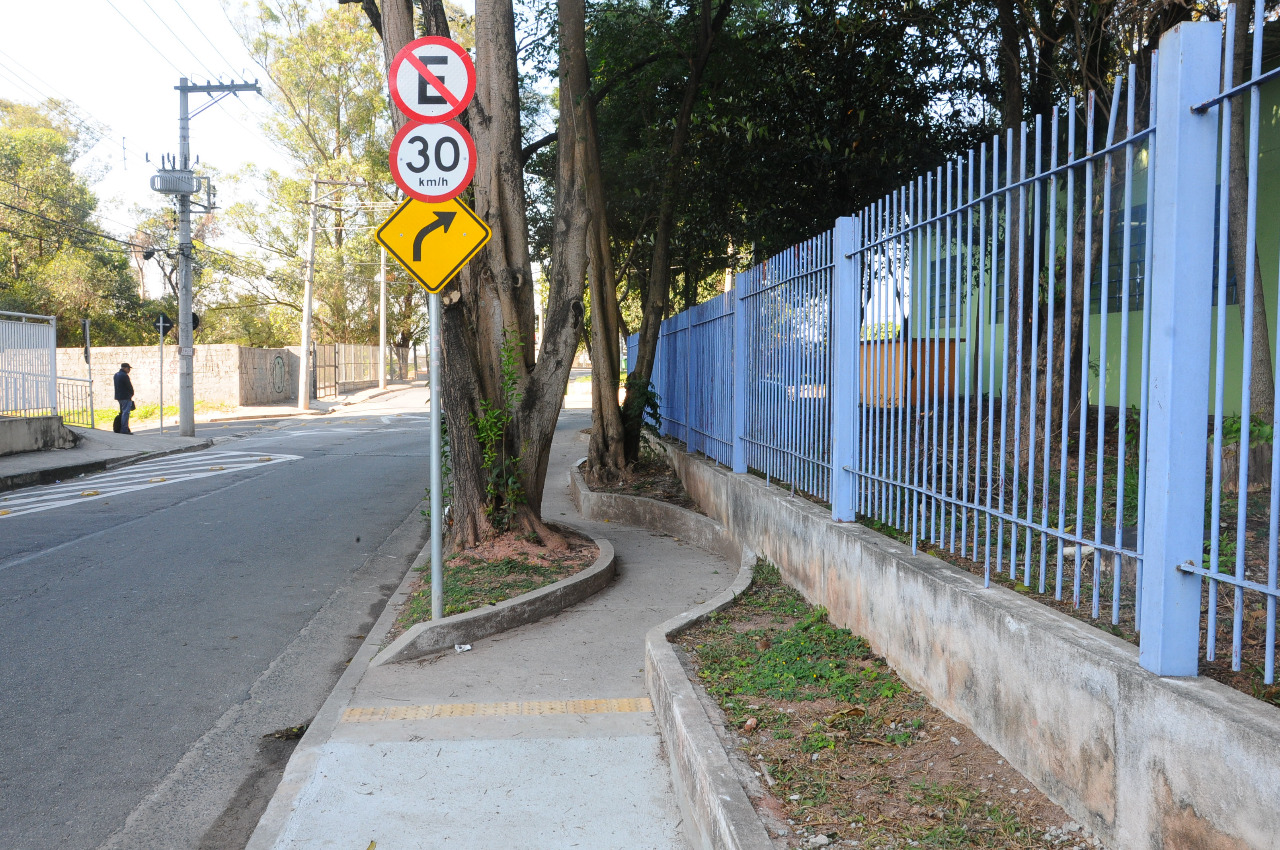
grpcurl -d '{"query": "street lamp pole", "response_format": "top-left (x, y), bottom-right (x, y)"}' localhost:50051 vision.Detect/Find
top-left (297, 178), bottom-right (367, 412)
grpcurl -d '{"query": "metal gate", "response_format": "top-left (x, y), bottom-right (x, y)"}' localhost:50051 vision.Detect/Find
top-left (0, 311), bottom-right (57, 417)
top-left (313, 343), bottom-right (337, 399)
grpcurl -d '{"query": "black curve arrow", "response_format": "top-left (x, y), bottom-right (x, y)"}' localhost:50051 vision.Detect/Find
top-left (412, 211), bottom-right (457, 261)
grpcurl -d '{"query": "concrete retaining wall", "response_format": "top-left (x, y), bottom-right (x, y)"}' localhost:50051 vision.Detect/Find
top-left (57, 345), bottom-right (298, 411)
top-left (0, 414), bottom-right (78, 456)
top-left (238, 348), bottom-right (297, 405)
top-left (661, 443), bottom-right (1280, 850)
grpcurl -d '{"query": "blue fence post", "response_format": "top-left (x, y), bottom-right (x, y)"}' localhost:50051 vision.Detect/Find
top-left (830, 216), bottom-right (860, 521)
top-left (1140, 21), bottom-right (1221, 677)
top-left (732, 272), bottom-right (748, 474)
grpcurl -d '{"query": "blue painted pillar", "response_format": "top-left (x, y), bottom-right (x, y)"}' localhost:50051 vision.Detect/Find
top-left (1140, 21), bottom-right (1221, 677)
top-left (732, 272), bottom-right (748, 474)
top-left (830, 216), bottom-right (861, 521)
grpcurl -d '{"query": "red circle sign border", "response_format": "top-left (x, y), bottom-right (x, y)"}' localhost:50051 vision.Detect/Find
top-left (389, 36), bottom-right (476, 124)
top-left (389, 120), bottom-right (477, 203)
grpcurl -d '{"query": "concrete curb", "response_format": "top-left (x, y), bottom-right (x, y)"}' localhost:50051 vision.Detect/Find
top-left (0, 438), bottom-right (213, 493)
top-left (206, 382), bottom-right (421, 423)
top-left (370, 535), bottom-right (617, 666)
top-left (247, 519), bottom-right (614, 850)
top-left (205, 411), bottom-right (324, 423)
top-left (246, 503), bottom-right (430, 850)
top-left (569, 463), bottom-right (775, 850)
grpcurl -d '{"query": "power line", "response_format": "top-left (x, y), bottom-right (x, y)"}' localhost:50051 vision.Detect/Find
top-left (0, 63), bottom-right (106, 145)
top-left (168, 0), bottom-right (247, 78)
top-left (0, 174), bottom-right (143, 237)
top-left (139, 0), bottom-right (222, 81)
top-left (0, 223), bottom-right (135, 257)
top-left (103, 0), bottom-right (193, 79)
top-left (0, 198), bottom-right (145, 250)
top-left (0, 46), bottom-right (112, 133)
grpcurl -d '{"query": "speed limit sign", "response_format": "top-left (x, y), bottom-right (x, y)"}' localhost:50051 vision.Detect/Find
top-left (390, 120), bottom-right (477, 203)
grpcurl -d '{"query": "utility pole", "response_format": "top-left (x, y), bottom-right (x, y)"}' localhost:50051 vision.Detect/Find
top-left (299, 178), bottom-right (319, 412)
top-left (379, 247), bottom-right (387, 389)
top-left (152, 77), bottom-right (261, 436)
top-left (297, 178), bottom-right (367, 412)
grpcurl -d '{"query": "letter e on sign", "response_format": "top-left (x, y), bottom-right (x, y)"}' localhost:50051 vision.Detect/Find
top-left (389, 36), bottom-right (475, 123)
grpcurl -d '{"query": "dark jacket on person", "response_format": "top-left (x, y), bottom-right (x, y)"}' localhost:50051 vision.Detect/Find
top-left (114, 369), bottom-right (134, 402)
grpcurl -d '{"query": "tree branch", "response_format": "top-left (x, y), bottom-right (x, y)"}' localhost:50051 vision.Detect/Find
top-left (521, 132), bottom-right (557, 165)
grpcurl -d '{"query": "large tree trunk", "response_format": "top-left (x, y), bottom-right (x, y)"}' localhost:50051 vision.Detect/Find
top-left (622, 0), bottom-right (733, 463)
top-left (584, 108), bottom-right (627, 482)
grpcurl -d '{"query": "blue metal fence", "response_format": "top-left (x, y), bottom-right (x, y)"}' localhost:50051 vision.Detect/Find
top-left (630, 15), bottom-right (1280, 684)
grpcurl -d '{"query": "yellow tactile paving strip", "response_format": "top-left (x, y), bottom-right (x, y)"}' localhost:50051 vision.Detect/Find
top-left (341, 697), bottom-right (653, 723)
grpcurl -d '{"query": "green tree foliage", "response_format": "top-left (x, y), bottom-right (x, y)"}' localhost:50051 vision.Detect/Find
top-left (222, 0), bottom-right (424, 349)
top-left (580, 0), bottom-right (989, 317)
top-left (0, 99), bottom-right (149, 345)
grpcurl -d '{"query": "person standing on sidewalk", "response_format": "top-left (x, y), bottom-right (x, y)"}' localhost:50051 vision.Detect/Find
top-left (114, 363), bottom-right (135, 434)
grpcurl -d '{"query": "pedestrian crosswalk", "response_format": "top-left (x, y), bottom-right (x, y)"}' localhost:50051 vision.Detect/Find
top-left (0, 450), bottom-right (301, 520)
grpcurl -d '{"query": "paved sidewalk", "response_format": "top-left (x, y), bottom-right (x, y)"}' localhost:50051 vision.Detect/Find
top-left (250, 409), bottom-right (737, 850)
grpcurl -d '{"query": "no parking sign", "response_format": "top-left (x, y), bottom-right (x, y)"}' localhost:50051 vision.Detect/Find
top-left (389, 36), bottom-right (475, 124)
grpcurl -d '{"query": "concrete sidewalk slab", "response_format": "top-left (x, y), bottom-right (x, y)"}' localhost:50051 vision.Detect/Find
top-left (206, 381), bottom-right (427, 422)
top-left (0, 425), bottom-right (211, 492)
top-left (249, 409), bottom-right (737, 850)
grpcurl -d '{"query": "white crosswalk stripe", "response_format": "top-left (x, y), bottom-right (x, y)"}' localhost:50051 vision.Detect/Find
top-left (0, 450), bottom-right (301, 519)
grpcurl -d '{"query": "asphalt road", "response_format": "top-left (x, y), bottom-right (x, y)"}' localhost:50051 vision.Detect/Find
top-left (0, 389), bottom-right (433, 849)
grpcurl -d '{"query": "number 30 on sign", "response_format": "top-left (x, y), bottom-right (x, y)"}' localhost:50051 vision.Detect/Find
top-left (390, 120), bottom-right (476, 203)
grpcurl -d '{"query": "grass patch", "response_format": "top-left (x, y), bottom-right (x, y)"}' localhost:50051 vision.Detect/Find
top-left (96, 400), bottom-right (233, 428)
top-left (389, 530), bottom-right (598, 641)
top-left (679, 560), bottom-right (1078, 848)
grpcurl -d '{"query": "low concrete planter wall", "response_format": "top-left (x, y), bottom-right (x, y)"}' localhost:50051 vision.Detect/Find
top-left (570, 464), bottom-right (775, 850)
top-left (569, 461), bottom-right (739, 563)
top-left (371, 534), bottom-right (616, 666)
top-left (660, 442), bottom-right (1280, 850)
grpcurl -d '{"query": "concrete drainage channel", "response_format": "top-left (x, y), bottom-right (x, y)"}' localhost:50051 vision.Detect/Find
top-left (569, 463), bottom-right (777, 850)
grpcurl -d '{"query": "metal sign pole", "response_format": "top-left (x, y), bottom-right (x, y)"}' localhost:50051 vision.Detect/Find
top-left (159, 328), bottom-right (164, 435)
top-left (83, 318), bottom-right (94, 429)
top-left (430, 291), bottom-right (443, 620)
top-left (379, 247), bottom-right (388, 389)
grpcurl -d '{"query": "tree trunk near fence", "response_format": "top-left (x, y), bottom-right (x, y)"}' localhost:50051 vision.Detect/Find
top-left (622, 0), bottom-right (733, 464)
top-left (1032, 168), bottom-right (1103, 482)
top-left (585, 123), bottom-right (628, 482)
top-left (1228, 9), bottom-right (1274, 481)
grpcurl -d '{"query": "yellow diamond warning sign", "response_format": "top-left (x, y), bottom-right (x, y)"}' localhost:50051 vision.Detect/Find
top-left (375, 197), bottom-right (491, 294)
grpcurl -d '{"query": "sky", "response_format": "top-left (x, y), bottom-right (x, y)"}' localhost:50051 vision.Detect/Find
top-left (0, 1), bottom-right (290, 240)
top-left (0, 0), bottom-right (476, 290)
